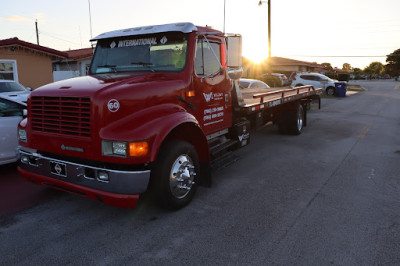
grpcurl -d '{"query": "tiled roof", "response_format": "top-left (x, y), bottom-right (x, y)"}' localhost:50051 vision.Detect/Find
top-left (270, 56), bottom-right (321, 67)
top-left (0, 37), bottom-right (68, 58)
top-left (65, 48), bottom-right (93, 60)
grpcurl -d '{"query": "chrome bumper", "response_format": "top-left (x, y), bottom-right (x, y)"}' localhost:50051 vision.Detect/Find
top-left (19, 149), bottom-right (150, 195)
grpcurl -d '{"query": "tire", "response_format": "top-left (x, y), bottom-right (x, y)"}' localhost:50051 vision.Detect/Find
top-left (152, 140), bottom-right (199, 210)
top-left (278, 103), bottom-right (305, 135)
top-left (295, 83), bottom-right (304, 87)
top-left (288, 103), bottom-right (305, 135)
top-left (326, 86), bottom-right (335, 96)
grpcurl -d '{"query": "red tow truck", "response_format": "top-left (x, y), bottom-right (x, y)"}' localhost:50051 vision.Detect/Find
top-left (17, 22), bottom-right (321, 209)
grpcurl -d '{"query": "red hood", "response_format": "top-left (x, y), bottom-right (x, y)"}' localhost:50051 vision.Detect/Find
top-left (32, 73), bottom-right (173, 97)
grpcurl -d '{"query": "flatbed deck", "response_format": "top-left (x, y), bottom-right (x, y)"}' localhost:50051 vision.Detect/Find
top-left (239, 85), bottom-right (322, 112)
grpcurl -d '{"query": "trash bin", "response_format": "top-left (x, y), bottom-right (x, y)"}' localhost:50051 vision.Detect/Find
top-left (335, 82), bottom-right (347, 97)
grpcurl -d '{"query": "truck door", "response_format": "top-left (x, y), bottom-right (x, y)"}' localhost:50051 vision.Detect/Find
top-left (192, 37), bottom-right (232, 135)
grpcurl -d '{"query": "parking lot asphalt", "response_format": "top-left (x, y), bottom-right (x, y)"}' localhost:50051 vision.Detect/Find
top-left (1, 80), bottom-right (399, 265)
top-left (0, 163), bottom-right (59, 217)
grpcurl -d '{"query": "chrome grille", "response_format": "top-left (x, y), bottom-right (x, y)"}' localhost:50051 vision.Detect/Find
top-left (31, 96), bottom-right (91, 137)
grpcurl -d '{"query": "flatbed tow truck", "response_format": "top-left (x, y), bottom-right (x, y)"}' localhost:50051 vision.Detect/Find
top-left (17, 22), bottom-right (322, 209)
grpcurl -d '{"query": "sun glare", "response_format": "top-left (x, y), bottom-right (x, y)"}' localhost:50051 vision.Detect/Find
top-left (245, 54), bottom-right (267, 64)
top-left (243, 43), bottom-right (268, 63)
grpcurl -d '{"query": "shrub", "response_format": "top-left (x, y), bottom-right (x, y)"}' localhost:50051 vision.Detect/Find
top-left (259, 75), bottom-right (281, 87)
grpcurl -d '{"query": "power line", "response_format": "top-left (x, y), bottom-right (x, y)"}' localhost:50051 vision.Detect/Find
top-left (285, 55), bottom-right (388, 58)
top-left (40, 31), bottom-right (81, 45)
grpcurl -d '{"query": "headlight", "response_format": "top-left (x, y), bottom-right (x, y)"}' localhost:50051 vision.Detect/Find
top-left (18, 129), bottom-right (27, 142)
top-left (102, 140), bottom-right (127, 157)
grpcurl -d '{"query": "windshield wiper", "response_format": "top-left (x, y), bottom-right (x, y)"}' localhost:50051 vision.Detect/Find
top-left (131, 61), bottom-right (153, 66)
top-left (131, 62), bottom-right (155, 72)
top-left (96, 64), bottom-right (117, 72)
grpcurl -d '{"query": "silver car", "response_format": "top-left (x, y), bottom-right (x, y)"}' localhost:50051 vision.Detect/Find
top-left (0, 80), bottom-right (29, 165)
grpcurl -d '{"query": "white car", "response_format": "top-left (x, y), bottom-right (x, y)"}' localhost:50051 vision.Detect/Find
top-left (0, 81), bottom-right (29, 165)
top-left (0, 80), bottom-right (30, 104)
top-left (291, 73), bottom-right (336, 95)
top-left (239, 78), bottom-right (270, 90)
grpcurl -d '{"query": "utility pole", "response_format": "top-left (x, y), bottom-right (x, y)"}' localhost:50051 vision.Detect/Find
top-left (258, 0), bottom-right (271, 59)
top-left (267, 0), bottom-right (271, 59)
top-left (35, 19), bottom-right (39, 45)
top-left (223, 0), bottom-right (226, 33)
top-left (88, 0), bottom-right (93, 39)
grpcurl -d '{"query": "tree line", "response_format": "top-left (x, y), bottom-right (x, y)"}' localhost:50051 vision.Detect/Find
top-left (322, 48), bottom-right (400, 79)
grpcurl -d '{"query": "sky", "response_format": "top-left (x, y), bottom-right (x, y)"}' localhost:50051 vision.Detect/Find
top-left (1, 0), bottom-right (400, 69)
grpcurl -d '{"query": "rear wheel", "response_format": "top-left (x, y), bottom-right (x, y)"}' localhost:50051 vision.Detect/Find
top-left (288, 103), bottom-right (304, 135)
top-left (277, 102), bottom-right (305, 135)
top-left (295, 83), bottom-right (304, 87)
top-left (152, 140), bottom-right (199, 210)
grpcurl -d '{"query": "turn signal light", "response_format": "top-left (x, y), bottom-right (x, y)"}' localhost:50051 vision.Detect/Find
top-left (129, 142), bottom-right (149, 157)
top-left (186, 91), bottom-right (195, 97)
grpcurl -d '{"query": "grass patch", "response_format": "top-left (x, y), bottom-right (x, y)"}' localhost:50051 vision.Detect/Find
top-left (320, 94), bottom-right (336, 98)
top-left (347, 85), bottom-right (364, 92)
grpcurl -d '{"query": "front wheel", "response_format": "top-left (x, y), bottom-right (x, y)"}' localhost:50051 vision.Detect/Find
top-left (152, 140), bottom-right (199, 210)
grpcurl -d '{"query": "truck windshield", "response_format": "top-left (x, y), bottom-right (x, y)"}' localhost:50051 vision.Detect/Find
top-left (90, 32), bottom-right (188, 74)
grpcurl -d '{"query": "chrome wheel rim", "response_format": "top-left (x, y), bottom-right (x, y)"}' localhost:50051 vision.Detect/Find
top-left (297, 107), bottom-right (304, 131)
top-left (169, 154), bottom-right (196, 199)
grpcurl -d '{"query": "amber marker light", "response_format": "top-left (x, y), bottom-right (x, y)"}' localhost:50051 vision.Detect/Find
top-left (129, 141), bottom-right (149, 157)
top-left (186, 91), bottom-right (195, 97)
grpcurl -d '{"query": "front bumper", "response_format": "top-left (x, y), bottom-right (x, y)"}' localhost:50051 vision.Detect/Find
top-left (18, 149), bottom-right (151, 208)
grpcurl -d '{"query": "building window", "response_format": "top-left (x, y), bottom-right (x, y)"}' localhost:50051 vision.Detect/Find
top-left (0, 60), bottom-right (18, 81)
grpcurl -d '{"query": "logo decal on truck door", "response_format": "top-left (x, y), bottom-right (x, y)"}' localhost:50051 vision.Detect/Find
top-left (203, 92), bottom-right (224, 103)
top-left (203, 92), bottom-right (213, 102)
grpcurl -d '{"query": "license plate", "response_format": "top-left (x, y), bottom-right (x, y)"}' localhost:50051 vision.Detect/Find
top-left (50, 161), bottom-right (67, 177)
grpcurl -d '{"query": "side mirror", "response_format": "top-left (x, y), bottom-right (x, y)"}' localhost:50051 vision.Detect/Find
top-left (228, 67), bottom-right (243, 80)
top-left (26, 87), bottom-right (32, 91)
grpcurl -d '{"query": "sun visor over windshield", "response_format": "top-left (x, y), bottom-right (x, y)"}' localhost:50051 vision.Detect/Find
top-left (91, 22), bottom-right (198, 41)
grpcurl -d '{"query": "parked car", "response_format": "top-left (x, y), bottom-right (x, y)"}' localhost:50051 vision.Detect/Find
top-left (290, 73), bottom-right (336, 95)
top-left (239, 78), bottom-right (270, 89)
top-left (0, 95), bottom-right (27, 165)
top-left (0, 80), bottom-right (30, 103)
top-left (260, 73), bottom-right (289, 86)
